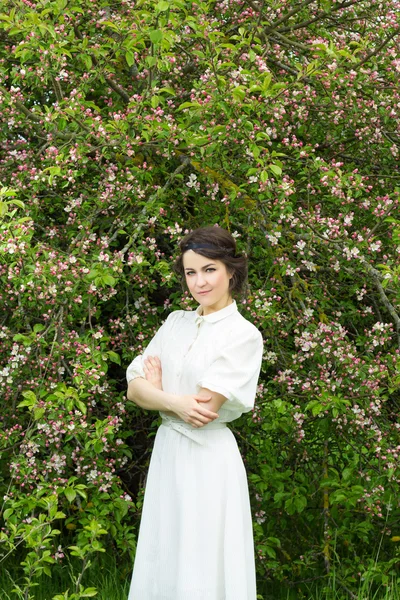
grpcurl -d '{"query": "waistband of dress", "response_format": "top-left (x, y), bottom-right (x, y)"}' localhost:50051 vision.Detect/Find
top-left (161, 417), bottom-right (227, 431)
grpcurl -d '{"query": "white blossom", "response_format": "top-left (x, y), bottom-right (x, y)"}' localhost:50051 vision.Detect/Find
top-left (186, 174), bottom-right (198, 188)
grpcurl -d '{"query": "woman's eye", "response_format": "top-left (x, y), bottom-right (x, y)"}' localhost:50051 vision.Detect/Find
top-left (186, 269), bottom-right (215, 275)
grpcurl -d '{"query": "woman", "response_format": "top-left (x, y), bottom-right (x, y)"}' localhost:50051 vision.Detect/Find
top-left (126, 226), bottom-right (263, 600)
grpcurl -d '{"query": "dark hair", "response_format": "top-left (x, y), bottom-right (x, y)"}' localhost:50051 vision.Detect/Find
top-left (173, 226), bottom-right (247, 295)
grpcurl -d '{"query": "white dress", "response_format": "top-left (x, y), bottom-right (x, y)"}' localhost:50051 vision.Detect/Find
top-left (126, 300), bottom-right (263, 600)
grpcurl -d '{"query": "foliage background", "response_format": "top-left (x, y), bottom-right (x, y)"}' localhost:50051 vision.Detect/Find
top-left (1, 0), bottom-right (400, 598)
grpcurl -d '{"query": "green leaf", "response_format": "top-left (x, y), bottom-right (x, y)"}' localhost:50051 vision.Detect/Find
top-left (177, 101), bottom-right (201, 110)
top-left (80, 589), bottom-right (98, 598)
top-left (149, 30), bottom-right (163, 44)
top-left (18, 390), bottom-right (37, 409)
top-left (13, 333), bottom-right (31, 344)
top-left (269, 164), bottom-right (282, 176)
top-left (265, 546), bottom-right (276, 558)
top-left (274, 492), bottom-right (286, 503)
top-left (313, 403), bottom-right (324, 416)
top-left (107, 351), bottom-right (121, 365)
top-left (267, 537), bottom-right (281, 547)
top-left (64, 488), bottom-right (77, 503)
top-left (342, 468), bottom-right (352, 481)
top-left (76, 400), bottom-right (87, 415)
top-left (7, 27), bottom-right (22, 36)
top-left (330, 491), bottom-right (348, 503)
top-left (0, 186), bottom-right (17, 199)
top-left (82, 55), bottom-right (92, 70)
top-left (76, 489), bottom-right (88, 500)
top-left (103, 274), bottom-right (116, 286)
top-left (262, 72), bottom-right (272, 92)
top-left (55, 512), bottom-right (66, 519)
top-left (125, 50), bottom-right (135, 67)
top-left (3, 508), bottom-right (14, 519)
top-left (86, 269), bottom-right (99, 281)
top-left (68, 545), bottom-right (84, 557)
top-left (156, 0), bottom-right (170, 11)
top-left (114, 498), bottom-right (129, 518)
top-left (0, 201), bottom-right (8, 217)
top-left (146, 55), bottom-right (158, 67)
top-left (44, 166), bottom-right (61, 176)
top-left (250, 144), bottom-right (260, 159)
top-left (56, 0), bottom-right (68, 11)
top-left (294, 495), bottom-right (307, 513)
top-left (99, 20), bottom-right (120, 31)
top-left (158, 87), bottom-right (175, 95)
top-left (232, 86), bottom-right (246, 102)
top-left (93, 440), bottom-right (103, 453)
top-left (34, 407), bottom-right (45, 420)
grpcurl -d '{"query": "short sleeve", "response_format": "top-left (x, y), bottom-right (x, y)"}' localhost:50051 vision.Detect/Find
top-left (126, 312), bottom-right (176, 384)
top-left (196, 327), bottom-right (263, 413)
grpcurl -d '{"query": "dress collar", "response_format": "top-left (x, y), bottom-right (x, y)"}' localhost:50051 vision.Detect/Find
top-left (194, 300), bottom-right (237, 325)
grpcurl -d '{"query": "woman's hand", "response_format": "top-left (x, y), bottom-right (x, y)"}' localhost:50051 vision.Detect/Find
top-left (143, 355), bottom-right (163, 390)
top-left (172, 395), bottom-right (219, 428)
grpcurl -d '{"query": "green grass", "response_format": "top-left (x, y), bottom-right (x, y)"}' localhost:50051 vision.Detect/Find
top-left (259, 577), bottom-right (400, 600)
top-left (0, 556), bottom-right (398, 600)
top-left (0, 554), bottom-right (131, 600)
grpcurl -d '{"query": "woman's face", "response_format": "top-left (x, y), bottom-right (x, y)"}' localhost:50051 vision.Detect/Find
top-left (182, 250), bottom-right (233, 315)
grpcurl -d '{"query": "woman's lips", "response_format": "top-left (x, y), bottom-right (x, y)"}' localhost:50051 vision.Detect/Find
top-left (198, 290), bottom-right (211, 295)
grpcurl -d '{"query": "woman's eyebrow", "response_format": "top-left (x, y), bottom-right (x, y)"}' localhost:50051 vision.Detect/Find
top-left (184, 263), bottom-right (216, 271)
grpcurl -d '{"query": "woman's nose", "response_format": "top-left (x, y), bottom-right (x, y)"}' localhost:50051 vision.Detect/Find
top-left (196, 273), bottom-right (206, 286)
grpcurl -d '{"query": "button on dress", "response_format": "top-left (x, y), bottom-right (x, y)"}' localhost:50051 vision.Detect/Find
top-left (126, 300), bottom-right (263, 600)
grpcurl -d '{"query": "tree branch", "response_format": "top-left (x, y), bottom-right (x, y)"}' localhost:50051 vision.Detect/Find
top-left (269, 30), bottom-right (311, 52)
top-left (355, 27), bottom-right (400, 69)
top-left (364, 262), bottom-right (400, 348)
top-left (264, 0), bottom-right (317, 32)
top-left (366, 204), bottom-right (397, 241)
top-left (266, 204), bottom-right (400, 346)
top-left (265, 56), bottom-right (299, 77)
top-left (120, 156), bottom-right (192, 255)
top-left (0, 84), bottom-right (78, 141)
top-left (73, 26), bottom-right (130, 103)
top-left (0, 84), bottom-right (41, 123)
top-left (277, 0), bottom-right (361, 34)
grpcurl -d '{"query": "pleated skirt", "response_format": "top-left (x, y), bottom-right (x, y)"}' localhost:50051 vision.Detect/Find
top-left (127, 420), bottom-right (257, 600)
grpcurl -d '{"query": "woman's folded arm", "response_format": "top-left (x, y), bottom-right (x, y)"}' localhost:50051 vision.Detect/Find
top-left (127, 377), bottom-right (177, 411)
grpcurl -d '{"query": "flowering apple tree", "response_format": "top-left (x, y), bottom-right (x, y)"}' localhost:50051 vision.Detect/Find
top-left (1, 0), bottom-right (399, 596)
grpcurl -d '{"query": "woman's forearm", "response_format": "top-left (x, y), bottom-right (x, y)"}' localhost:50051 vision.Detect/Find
top-left (127, 377), bottom-right (177, 411)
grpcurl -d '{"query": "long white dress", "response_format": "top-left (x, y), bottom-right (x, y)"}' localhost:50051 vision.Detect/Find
top-left (126, 300), bottom-right (263, 600)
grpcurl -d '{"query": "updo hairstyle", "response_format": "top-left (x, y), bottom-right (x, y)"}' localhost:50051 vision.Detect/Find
top-left (173, 226), bottom-right (247, 295)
